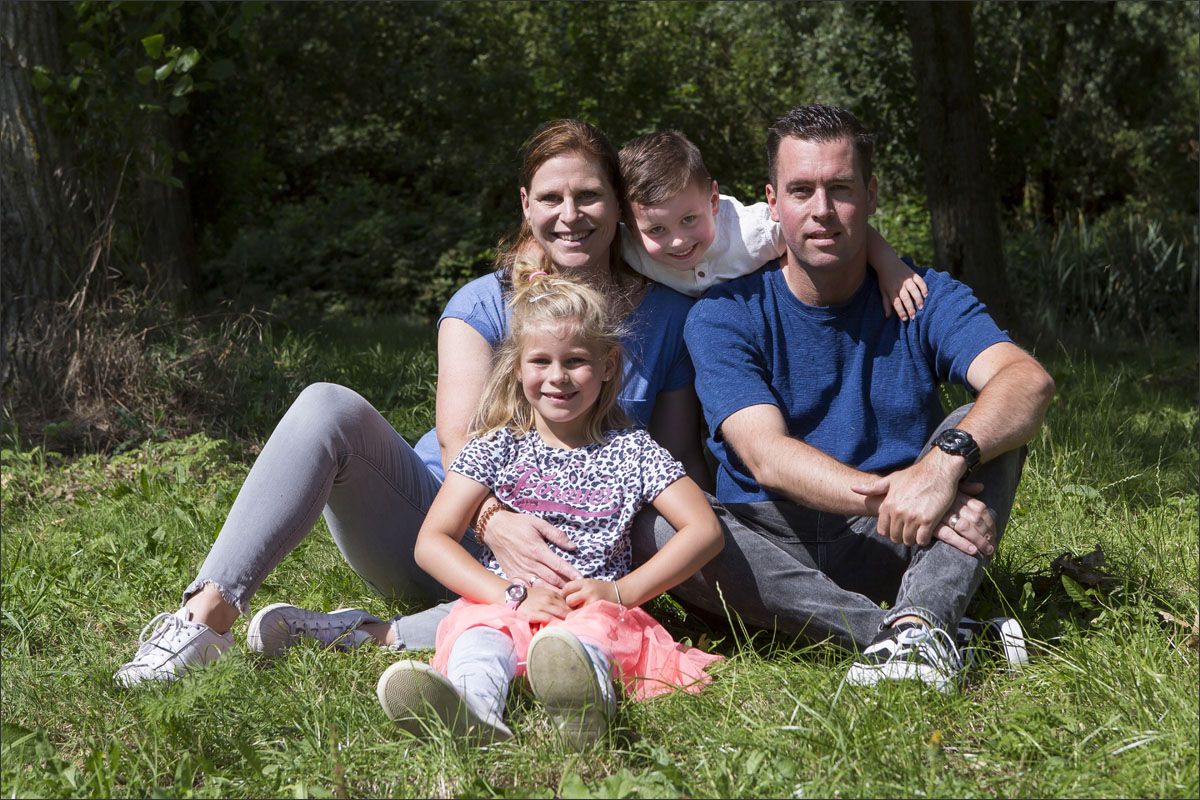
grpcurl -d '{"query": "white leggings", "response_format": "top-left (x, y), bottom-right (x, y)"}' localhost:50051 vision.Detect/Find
top-left (446, 627), bottom-right (613, 722)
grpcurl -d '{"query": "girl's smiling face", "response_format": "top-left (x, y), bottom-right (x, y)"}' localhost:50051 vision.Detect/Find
top-left (520, 154), bottom-right (620, 276)
top-left (517, 319), bottom-right (617, 446)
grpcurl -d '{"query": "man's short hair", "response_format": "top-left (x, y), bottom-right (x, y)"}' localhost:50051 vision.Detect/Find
top-left (619, 130), bottom-right (711, 212)
top-left (767, 104), bottom-right (875, 187)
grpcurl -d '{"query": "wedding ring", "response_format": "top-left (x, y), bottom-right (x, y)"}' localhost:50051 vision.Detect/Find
top-left (949, 513), bottom-right (960, 529)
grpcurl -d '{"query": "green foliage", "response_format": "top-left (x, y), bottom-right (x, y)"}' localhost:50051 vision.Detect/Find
top-left (975, 1), bottom-right (1199, 222)
top-left (1006, 209), bottom-right (1199, 345)
top-left (203, 179), bottom-right (497, 320)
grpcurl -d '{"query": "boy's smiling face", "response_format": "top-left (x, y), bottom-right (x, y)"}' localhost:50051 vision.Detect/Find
top-left (628, 179), bottom-right (720, 272)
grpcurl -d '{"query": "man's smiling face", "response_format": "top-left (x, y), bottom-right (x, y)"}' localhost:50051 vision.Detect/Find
top-left (766, 136), bottom-right (877, 275)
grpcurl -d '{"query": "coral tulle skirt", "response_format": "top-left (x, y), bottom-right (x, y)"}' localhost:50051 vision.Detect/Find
top-left (430, 598), bottom-right (721, 701)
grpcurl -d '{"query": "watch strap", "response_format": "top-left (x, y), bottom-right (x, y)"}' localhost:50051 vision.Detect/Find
top-left (935, 428), bottom-right (981, 471)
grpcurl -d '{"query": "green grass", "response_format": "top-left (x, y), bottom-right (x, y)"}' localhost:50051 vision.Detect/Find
top-left (2, 323), bottom-right (1197, 798)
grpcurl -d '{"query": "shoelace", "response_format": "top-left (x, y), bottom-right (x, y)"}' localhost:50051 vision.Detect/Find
top-left (287, 612), bottom-right (356, 645)
top-left (889, 625), bottom-right (964, 673)
top-left (127, 611), bottom-right (189, 666)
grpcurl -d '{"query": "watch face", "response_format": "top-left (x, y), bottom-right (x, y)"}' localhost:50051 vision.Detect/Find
top-left (506, 584), bottom-right (526, 604)
top-left (940, 429), bottom-right (968, 449)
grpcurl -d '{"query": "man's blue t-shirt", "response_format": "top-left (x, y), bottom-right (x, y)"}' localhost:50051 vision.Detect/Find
top-left (414, 272), bottom-right (696, 480)
top-left (685, 261), bottom-right (1011, 505)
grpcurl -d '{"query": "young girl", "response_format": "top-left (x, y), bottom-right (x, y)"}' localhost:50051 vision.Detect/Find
top-left (375, 260), bottom-right (724, 749)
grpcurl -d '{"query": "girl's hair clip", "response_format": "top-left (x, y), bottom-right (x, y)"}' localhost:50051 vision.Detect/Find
top-left (528, 271), bottom-right (548, 280)
top-left (528, 291), bottom-right (559, 303)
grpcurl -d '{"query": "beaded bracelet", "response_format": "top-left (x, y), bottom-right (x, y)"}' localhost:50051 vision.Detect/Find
top-left (473, 499), bottom-right (502, 545)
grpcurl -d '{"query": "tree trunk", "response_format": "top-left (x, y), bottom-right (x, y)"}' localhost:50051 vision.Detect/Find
top-left (139, 111), bottom-right (199, 302)
top-left (904, 1), bottom-right (1011, 323)
top-left (0, 1), bottom-right (92, 394)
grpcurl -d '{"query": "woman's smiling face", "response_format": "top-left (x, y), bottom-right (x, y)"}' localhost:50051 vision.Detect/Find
top-left (520, 153), bottom-right (619, 275)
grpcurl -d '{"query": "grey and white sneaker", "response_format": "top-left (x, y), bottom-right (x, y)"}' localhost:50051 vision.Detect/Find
top-left (246, 603), bottom-right (380, 656)
top-left (114, 607), bottom-right (234, 687)
top-left (958, 616), bottom-right (1029, 670)
top-left (376, 660), bottom-right (513, 742)
top-left (526, 628), bottom-right (615, 750)
top-left (845, 622), bottom-right (964, 694)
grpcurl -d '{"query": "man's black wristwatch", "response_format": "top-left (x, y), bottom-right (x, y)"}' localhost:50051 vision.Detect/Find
top-left (933, 428), bottom-right (981, 472)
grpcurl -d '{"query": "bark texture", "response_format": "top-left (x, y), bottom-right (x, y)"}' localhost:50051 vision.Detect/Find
top-left (904, 1), bottom-right (1011, 323)
top-left (1, 1), bottom-right (91, 393)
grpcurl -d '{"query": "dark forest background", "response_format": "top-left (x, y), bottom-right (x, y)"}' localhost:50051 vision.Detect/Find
top-left (3, 1), bottom-right (1197, 452)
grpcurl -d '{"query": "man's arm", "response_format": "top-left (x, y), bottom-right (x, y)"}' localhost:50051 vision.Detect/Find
top-left (720, 403), bottom-right (878, 514)
top-left (857, 342), bottom-right (1056, 547)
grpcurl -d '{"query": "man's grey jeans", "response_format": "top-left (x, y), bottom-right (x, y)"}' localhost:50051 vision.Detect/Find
top-left (630, 404), bottom-right (1025, 651)
top-left (184, 384), bottom-right (1020, 653)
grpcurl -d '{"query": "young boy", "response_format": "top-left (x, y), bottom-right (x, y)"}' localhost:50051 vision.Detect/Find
top-left (618, 130), bottom-right (926, 317)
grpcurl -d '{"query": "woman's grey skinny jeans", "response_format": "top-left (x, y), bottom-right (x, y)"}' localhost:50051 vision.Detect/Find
top-left (184, 383), bottom-right (473, 648)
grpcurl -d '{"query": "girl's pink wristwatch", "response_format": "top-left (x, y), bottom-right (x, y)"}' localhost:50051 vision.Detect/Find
top-left (504, 578), bottom-right (528, 610)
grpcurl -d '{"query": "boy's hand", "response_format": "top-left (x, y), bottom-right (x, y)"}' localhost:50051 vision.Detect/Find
top-left (882, 269), bottom-right (928, 321)
top-left (562, 578), bottom-right (620, 609)
top-left (518, 585), bottom-right (570, 623)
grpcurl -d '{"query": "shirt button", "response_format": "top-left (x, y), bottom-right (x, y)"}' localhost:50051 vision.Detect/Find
top-left (697, 271), bottom-right (706, 278)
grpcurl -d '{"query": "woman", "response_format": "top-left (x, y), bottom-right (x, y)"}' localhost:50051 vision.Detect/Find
top-left (116, 119), bottom-right (707, 686)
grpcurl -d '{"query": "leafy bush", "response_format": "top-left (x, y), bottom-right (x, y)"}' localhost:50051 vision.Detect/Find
top-left (201, 178), bottom-right (501, 319)
top-left (1006, 209), bottom-right (1199, 346)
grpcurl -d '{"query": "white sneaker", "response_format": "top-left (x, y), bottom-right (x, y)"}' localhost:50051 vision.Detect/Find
top-left (526, 628), bottom-right (615, 750)
top-left (245, 603), bottom-right (380, 656)
top-left (376, 660), bottom-right (513, 742)
top-left (114, 608), bottom-right (234, 687)
top-left (845, 623), bottom-right (964, 694)
top-left (958, 616), bottom-right (1030, 670)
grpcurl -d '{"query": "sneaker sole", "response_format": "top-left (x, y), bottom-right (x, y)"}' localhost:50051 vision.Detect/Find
top-left (958, 616), bottom-right (1030, 671)
top-left (245, 602), bottom-right (299, 656)
top-left (988, 617), bottom-right (1030, 669)
top-left (845, 661), bottom-right (956, 694)
top-left (526, 629), bottom-right (608, 749)
top-left (376, 661), bottom-right (512, 743)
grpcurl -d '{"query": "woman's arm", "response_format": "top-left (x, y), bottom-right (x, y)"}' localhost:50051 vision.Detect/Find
top-left (434, 319), bottom-right (494, 470)
top-left (562, 477), bottom-right (723, 609)
top-left (647, 385), bottom-right (714, 493)
top-left (414, 473), bottom-right (570, 622)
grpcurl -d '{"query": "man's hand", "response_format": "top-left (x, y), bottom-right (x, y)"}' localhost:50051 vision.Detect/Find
top-left (483, 509), bottom-right (583, 589)
top-left (852, 448), bottom-right (968, 547)
top-left (933, 484), bottom-right (996, 556)
top-left (561, 578), bottom-right (620, 609)
top-left (517, 584), bottom-right (570, 623)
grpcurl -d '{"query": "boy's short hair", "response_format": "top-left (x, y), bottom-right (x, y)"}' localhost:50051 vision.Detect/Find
top-left (767, 104), bottom-right (874, 187)
top-left (619, 130), bottom-right (711, 212)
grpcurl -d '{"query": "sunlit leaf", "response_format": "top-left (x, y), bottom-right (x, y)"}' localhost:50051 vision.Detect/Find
top-left (155, 57), bottom-right (177, 82)
top-left (177, 47), bottom-right (201, 74)
top-left (172, 74), bottom-right (194, 97)
top-left (141, 33), bottom-right (166, 59)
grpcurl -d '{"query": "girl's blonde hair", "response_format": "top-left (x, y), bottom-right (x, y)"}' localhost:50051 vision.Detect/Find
top-left (471, 255), bottom-right (632, 444)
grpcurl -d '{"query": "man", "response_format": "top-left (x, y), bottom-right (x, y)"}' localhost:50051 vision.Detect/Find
top-left (639, 104), bottom-right (1055, 691)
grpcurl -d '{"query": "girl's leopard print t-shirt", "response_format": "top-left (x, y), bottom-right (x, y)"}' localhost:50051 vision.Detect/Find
top-left (449, 427), bottom-right (686, 581)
